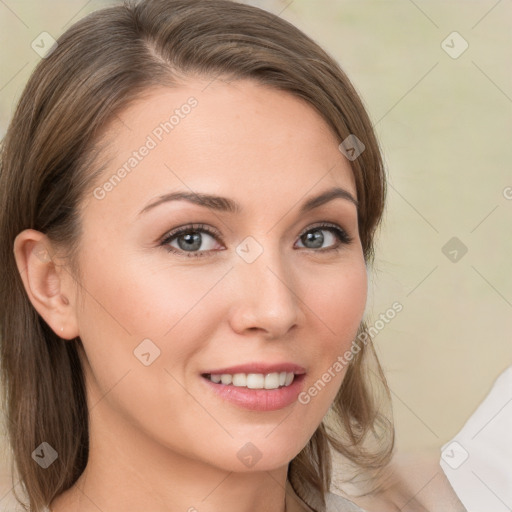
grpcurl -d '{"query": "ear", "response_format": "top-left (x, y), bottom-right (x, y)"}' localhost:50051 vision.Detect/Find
top-left (13, 229), bottom-right (80, 340)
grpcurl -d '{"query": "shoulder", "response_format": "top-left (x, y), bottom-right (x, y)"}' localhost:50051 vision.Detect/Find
top-left (325, 491), bottom-right (367, 512)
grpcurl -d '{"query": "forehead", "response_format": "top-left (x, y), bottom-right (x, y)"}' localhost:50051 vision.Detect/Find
top-left (84, 78), bottom-right (356, 221)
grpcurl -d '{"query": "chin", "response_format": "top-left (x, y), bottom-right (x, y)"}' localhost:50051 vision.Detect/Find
top-left (207, 433), bottom-right (314, 473)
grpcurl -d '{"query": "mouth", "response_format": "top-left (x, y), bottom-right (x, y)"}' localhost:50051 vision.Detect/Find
top-left (200, 369), bottom-right (307, 411)
top-left (201, 371), bottom-right (302, 390)
top-left (199, 362), bottom-right (307, 411)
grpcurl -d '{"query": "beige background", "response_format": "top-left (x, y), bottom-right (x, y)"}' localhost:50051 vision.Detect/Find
top-left (1, 0), bottom-right (511, 508)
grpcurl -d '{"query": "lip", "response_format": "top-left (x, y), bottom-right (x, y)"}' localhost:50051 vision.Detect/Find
top-left (202, 362), bottom-right (306, 375)
top-left (201, 372), bottom-right (306, 411)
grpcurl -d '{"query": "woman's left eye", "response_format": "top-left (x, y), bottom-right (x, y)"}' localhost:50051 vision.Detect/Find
top-left (296, 223), bottom-right (353, 251)
top-left (160, 222), bottom-right (353, 258)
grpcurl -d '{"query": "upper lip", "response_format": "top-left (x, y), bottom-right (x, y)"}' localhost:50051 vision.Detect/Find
top-left (203, 362), bottom-right (306, 375)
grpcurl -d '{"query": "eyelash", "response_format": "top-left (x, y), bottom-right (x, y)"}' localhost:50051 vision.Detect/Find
top-left (160, 222), bottom-right (353, 258)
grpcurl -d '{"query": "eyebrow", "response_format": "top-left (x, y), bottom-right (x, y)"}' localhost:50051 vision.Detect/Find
top-left (138, 186), bottom-right (358, 216)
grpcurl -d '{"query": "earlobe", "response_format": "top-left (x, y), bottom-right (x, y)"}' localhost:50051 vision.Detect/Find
top-left (13, 229), bottom-right (79, 340)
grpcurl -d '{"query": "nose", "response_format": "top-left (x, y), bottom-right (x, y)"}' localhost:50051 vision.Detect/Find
top-left (227, 243), bottom-right (301, 340)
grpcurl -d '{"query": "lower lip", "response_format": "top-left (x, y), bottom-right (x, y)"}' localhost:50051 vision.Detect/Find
top-left (201, 374), bottom-right (306, 411)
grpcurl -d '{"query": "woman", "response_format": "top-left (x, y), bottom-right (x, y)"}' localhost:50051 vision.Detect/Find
top-left (1, 1), bottom-right (402, 511)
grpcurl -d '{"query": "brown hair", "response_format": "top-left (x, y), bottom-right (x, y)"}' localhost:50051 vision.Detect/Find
top-left (0, 1), bottom-right (393, 510)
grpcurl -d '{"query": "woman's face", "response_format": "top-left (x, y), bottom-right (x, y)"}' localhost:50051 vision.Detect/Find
top-left (67, 78), bottom-right (367, 472)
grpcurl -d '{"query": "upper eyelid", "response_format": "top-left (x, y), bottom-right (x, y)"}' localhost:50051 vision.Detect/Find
top-left (161, 223), bottom-right (220, 242)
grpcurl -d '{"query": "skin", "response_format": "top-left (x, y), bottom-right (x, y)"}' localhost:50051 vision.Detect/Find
top-left (14, 78), bottom-right (368, 512)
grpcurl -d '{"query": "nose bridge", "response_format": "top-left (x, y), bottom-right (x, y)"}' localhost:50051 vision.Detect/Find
top-left (229, 235), bottom-right (300, 337)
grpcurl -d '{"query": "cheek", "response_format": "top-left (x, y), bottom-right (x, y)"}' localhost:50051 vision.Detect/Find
top-left (76, 244), bottom-right (221, 342)
top-left (73, 250), bottom-right (223, 438)
top-left (306, 258), bottom-right (367, 348)
top-left (298, 258), bottom-right (367, 412)
top-left (73, 245), bottom-right (233, 412)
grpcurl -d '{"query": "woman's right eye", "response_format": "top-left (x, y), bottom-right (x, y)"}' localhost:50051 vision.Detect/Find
top-left (160, 223), bottom-right (224, 258)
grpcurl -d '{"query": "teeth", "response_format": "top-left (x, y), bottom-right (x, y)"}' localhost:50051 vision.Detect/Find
top-left (206, 371), bottom-right (296, 389)
top-left (232, 373), bottom-right (246, 387)
top-left (220, 374), bottom-right (232, 385)
top-left (264, 373), bottom-right (280, 389)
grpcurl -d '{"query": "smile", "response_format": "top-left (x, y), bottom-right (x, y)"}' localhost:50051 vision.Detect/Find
top-left (203, 371), bottom-right (295, 389)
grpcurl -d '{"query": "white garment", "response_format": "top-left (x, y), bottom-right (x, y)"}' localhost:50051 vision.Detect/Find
top-left (325, 491), bottom-right (366, 511)
top-left (440, 365), bottom-right (512, 512)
